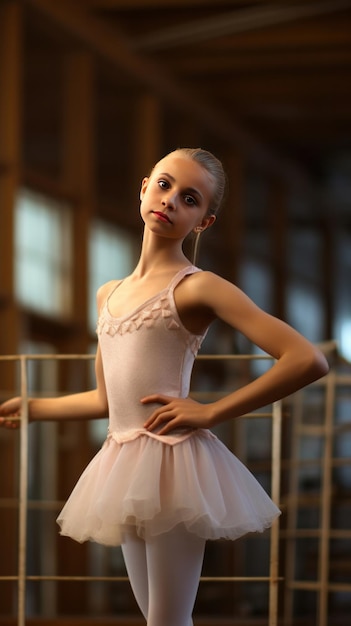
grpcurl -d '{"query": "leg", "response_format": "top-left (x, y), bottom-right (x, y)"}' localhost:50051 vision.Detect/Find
top-left (121, 528), bottom-right (149, 619)
top-left (146, 524), bottom-right (206, 626)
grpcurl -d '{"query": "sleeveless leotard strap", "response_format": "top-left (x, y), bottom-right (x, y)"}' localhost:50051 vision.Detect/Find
top-left (167, 265), bottom-right (201, 294)
top-left (106, 279), bottom-right (123, 304)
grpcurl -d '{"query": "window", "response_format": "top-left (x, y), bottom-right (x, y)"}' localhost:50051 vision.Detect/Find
top-left (15, 189), bottom-right (72, 316)
top-left (238, 258), bottom-right (273, 373)
top-left (286, 228), bottom-right (325, 342)
top-left (333, 230), bottom-right (351, 360)
top-left (287, 284), bottom-right (325, 343)
top-left (239, 257), bottom-right (273, 312)
top-left (88, 220), bottom-right (137, 333)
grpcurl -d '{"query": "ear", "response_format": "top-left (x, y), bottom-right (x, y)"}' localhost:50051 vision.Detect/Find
top-left (140, 177), bottom-right (149, 201)
top-left (194, 214), bottom-right (216, 233)
top-left (204, 214), bottom-right (217, 230)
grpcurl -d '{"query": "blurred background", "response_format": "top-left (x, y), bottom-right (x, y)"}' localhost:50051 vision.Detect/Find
top-left (0, 1), bottom-right (350, 625)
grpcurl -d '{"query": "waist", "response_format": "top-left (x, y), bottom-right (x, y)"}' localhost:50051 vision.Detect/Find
top-left (107, 426), bottom-right (215, 446)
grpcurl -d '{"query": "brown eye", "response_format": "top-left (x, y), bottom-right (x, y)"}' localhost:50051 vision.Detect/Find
top-left (184, 195), bottom-right (196, 206)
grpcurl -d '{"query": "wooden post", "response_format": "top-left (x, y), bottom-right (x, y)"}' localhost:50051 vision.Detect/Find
top-left (0, 0), bottom-right (22, 340)
top-left (221, 151), bottom-right (245, 284)
top-left (321, 216), bottom-right (335, 341)
top-left (17, 357), bottom-right (29, 626)
top-left (269, 399), bottom-right (282, 626)
top-left (132, 93), bottom-right (162, 188)
top-left (62, 51), bottom-right (95, 334)
top-left (317, 372), bottom-right (334, 626)
top-left (269, 178), bottom-right (288, 320)
top-left (56, 51), bottom-right (96, 613)
top-left (0, 2), bottom-right (23, 615)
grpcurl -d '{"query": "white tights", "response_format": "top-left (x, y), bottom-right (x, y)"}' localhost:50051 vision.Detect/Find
top-left (121, 525), bottom-right (206, 626)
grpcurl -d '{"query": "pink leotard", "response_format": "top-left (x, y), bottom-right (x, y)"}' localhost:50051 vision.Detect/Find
top-left (57, 266), bottom-right (280, 546)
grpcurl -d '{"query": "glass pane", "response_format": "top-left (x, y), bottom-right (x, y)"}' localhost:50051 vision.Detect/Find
top-left (15, 189), bottom-right (72, 316)
top-left (333, 230), bottom-right (351, 361)
top-left (286, 283), bottom-right (324, 343)
top-left (88, 220), bottom-right (137, 332)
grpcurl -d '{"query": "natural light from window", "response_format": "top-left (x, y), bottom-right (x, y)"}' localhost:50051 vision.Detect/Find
top-left (88, 219), bottom-right (137, 334)
top-left (15, 189), bottom-right (72, 316)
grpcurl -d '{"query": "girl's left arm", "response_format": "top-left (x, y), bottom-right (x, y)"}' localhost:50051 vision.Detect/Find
top-left (143, 272), bottom-right (329, 433)
top-left (198, 273), bottom-right (329, 426)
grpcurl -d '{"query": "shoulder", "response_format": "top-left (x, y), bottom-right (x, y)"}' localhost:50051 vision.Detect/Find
top-left (185, 270), bottom-right (246, 305)
top-left (175, 270), bottom-right (252, 331)
top-left (183, 270), bottom-right (264, 323)
top-left (96, 280), bottom-right (122, 313)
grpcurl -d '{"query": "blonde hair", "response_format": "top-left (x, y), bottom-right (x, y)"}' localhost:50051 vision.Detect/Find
top-left (169, 147), bottom-right (227, 217)
top-left (173, 148), bottom-right (227, 263)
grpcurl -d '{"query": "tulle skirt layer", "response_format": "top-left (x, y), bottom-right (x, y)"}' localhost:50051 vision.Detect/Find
top-left (56, 429), bottom-right (280, 546)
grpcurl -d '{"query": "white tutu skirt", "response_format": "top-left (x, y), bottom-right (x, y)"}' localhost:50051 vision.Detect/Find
top-left (57, 429), bottom-right (280, 546)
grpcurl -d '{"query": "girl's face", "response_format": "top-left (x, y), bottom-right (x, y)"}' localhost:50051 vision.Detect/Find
top-left (139, 154), bottom-right (216, 240)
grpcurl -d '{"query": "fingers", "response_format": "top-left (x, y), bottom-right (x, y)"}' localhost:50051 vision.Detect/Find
top-left (145, 411), bottom-right (180, 436)
top-left (143, 406), bottom-right (173, 431)
top-left (141, 394), bottom-right (174, 430)
top-left (0, 416), bottom-right (21, 429)
top-left (150, 421), bottom-right (177, 436)
top-left (0, 397), bottom-right (21, 413)
top-left (143, 398), bottom-right (178, 432)
top-left (143, 396), bottom-right (197, 434)
top-left (0, 397), bottom-right (22, 429)
top-left (140, 394), bottom-right (169, 405)
top-left (142, 395), bottom-right (207, 435)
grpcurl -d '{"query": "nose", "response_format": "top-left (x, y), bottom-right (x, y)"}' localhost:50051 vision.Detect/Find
top-left (162, 190), bottom-right (177, 210)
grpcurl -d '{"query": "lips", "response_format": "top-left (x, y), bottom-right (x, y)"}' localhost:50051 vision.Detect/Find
top-left (153, 211), bottom-right (172, 224)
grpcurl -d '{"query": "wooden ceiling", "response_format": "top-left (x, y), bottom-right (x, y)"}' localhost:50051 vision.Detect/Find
top-left (25, 0), bottom-right (351, 180)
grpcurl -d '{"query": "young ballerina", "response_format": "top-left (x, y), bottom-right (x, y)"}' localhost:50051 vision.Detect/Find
top-left (0, 148), bottom-right (328, 626)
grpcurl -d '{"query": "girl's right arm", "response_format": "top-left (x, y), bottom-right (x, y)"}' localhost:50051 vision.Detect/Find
top-left (0, 283), bottom-right (113, 428)
top-left (0, 345), bottom-right (108, 428)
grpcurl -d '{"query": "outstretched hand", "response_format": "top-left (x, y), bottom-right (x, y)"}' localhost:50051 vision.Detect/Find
top-left (0, 397), bottom-right (22, 429)
top-left (142, 394), bottom-right (214, 436)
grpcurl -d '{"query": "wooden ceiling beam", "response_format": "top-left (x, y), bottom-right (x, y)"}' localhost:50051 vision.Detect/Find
top-left (166, 48), bottom-right (351, 75)
top-left (25, 0), bottom-right (311, 187)
top-left (205, 73), bottom-right (351, 98)
top-left (201, 18), bottom-right (351, 51)
top-left (131, 1), bottom-right (351, 51)
top-left (244, 103), bottom-right (351, 118)
top-left (76, 0), bottom-right (266, 9)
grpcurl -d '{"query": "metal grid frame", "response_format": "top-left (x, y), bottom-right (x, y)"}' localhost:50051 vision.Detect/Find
top-left (0, 353), bottom-right (282, 626)
top-left (282, 369), bottom-right (351, 626)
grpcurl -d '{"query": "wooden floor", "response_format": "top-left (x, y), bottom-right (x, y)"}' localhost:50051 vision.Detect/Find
top-left (0, 617), bottom-right (272, 626)
top-left (0, 621), bottom-right (257, 626)
top-left (0, 620), bottom-right (235, 626)
top-left (0, 617), bottom-right (349, 626)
